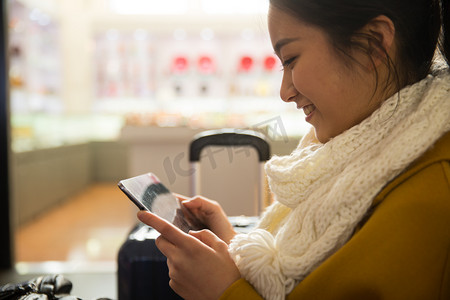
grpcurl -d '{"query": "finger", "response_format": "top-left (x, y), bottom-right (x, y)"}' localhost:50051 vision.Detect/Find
top-left (180, 203), bottom-right (206, 230)
top-left (166, 259), bottom-right (178, 281)
top-left (189, 230), bottom-right (228, 252)
top-left (169, 279), bottom-right (183, 298)
top-left (137, 211), bottom-right (187, 245)
top-left (173, 193), bottom-right (190, 202)
top-left (155, 235), bottom-right (176, 257)
top-left (181, 197), bottom-right (202, 209)
top-left (179, 196), bottom-right (206, 216)
top-left (182, 196), bottom-right (217, 214)
top-left (168, 277), bottom-right (193, 300)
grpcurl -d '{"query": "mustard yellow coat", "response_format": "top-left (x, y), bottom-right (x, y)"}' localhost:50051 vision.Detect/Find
top-left (220, 131), bottom-right (450, 300)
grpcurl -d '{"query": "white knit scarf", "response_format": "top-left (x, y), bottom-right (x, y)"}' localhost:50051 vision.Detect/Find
top-left (229, 71), bottom-right (450, 300)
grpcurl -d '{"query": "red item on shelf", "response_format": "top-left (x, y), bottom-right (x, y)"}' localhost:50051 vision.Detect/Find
top-left (239, 56), bottom-right (254, 72)
top-left (198, 55), bottom-right (215, 74)
top-left (172, 56), bottom-right (189, 74)
top-left (264, 55), bottom-right (277, 71)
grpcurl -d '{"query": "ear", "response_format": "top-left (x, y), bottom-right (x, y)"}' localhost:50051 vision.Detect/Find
top-left (359, 15), bottom-right (396, 69)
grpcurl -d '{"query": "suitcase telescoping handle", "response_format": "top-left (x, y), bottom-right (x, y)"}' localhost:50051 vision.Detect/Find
top-left (189, 129), bottom-right (270, 215)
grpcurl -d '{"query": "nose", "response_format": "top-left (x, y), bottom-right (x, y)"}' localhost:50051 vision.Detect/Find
top-left (279, 70), bottom-right (297, 103)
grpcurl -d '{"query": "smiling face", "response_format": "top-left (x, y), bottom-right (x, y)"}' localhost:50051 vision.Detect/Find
top-left (268, 6), bottom-right (387, 143)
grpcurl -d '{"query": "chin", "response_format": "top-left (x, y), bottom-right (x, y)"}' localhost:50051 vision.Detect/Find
top-left (314, 128), bottom-right (332, 144)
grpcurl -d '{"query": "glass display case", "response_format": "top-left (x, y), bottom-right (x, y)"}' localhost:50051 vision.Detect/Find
top-left (8, 0), bottom-right (310, 154)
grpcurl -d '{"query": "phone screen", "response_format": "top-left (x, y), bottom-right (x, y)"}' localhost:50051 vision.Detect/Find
top-left (118, 173), bottom-right (203, 233)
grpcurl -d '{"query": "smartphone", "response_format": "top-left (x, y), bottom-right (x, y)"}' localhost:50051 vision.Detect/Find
top-left (118, 173), bottom-right (204, 233)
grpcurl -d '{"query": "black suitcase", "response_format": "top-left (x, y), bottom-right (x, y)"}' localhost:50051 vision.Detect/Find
top-left (117, 223), bottom-right (182, 300)
top-left (117, 129), bottom-right (270, 300)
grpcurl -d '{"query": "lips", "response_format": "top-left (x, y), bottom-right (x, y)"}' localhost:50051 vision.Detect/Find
top-left (302, 104), bottom-right (316, 116)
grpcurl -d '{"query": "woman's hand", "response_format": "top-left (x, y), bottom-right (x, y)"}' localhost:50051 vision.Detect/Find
top-left (138, 210), bottom-right (241, 300)
top-left (175, 194), bottom-right (237, 244)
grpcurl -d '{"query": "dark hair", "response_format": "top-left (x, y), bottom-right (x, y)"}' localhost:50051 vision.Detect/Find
top-left (270, 0), bottom-right (450, 92)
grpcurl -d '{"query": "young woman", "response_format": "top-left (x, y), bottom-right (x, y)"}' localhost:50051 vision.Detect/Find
top-left (138, 0), bottom-right (450, 299)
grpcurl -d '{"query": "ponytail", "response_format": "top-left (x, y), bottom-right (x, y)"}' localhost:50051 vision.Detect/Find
top-left (439, 0), bottom-right (450, 66)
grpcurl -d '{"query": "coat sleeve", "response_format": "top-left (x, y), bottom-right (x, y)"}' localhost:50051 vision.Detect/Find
top-left (219, 278), bottom-right (263, 300)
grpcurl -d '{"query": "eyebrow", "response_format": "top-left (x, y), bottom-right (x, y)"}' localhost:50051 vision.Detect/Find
top-left (274, 37), bottom-right (301, 55)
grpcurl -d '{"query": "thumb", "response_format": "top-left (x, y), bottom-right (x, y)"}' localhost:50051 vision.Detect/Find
top-left (189, 230), bottom-right (228, 252)
top-left (181, 197), bottom-right (201, 208)
top-left (174, 193), bottom-right (190, 202)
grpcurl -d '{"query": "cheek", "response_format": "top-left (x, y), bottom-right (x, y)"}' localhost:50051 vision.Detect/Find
top-left (319, 92), bottom-right (369, 138)
top-left (291, 65), bottom-right (319, 96)
top-left (292, 56), bottom-right (342, 100)
top-left (306, 73), bottom-right (360, 132)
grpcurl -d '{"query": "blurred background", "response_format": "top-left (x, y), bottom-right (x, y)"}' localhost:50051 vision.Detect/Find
top-left (2, 0), bottom-right (311, 297)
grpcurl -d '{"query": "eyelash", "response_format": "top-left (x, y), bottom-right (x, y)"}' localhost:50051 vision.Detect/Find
top-left (281, 56), bottom-right (297, 70)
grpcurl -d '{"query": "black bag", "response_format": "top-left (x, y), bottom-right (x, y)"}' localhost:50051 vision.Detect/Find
top-left (0, 275), bottom-right (111, 300)
top-left (0, 275), bottom-right (77, 300)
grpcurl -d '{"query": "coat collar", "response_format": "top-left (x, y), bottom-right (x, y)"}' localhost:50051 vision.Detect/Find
top-left (372, 131), bottom-right (450, 207)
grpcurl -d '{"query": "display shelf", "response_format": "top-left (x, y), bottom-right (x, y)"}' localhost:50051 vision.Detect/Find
top-left (8, 0), bottom-right (308, 154)
top-left (8, 0), bottom-right (62, 107)
top-left (10, 113), bottom-right (125, 152)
